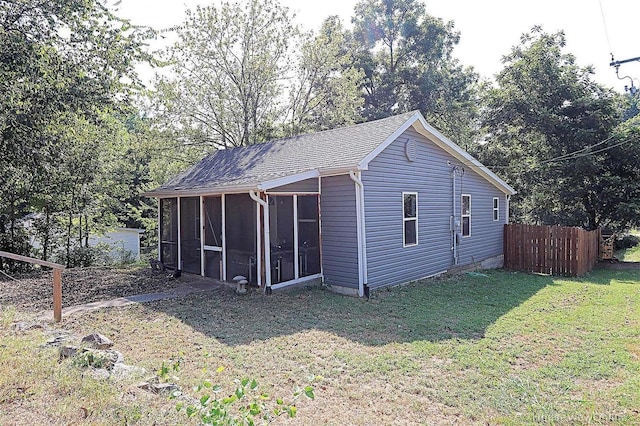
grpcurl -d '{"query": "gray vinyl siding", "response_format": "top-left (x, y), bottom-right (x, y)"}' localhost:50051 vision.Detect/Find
top-left (456, 182), bottom-right (507, 266)
top-left (269, 178), bottom-right (319, 193)
top-left (363, 128), bottom-right (506, 289)
top-left (320, 174), bottom-right (359, 289)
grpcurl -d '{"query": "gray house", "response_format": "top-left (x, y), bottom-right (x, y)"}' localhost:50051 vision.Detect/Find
top-left (145, 110), bottom-right (515, 297)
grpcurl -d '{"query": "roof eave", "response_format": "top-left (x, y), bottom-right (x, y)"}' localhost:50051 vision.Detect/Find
top-left (141, 183), bottom-right (259, 198)
top-left (143, 165), bottom-right (362, 198)
top-left (258, 170), bottom-right (321, 191)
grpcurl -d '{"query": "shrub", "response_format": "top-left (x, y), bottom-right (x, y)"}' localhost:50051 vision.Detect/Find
top-left (614, 234), bottom-right (640, 251)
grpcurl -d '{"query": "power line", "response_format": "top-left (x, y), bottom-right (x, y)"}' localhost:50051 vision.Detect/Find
top-left (454, 131), bottom-right (637, 174)
top-left (539, 133), bottom-right (619, 164)
top-left (598, 0), bottom-right (615, 58)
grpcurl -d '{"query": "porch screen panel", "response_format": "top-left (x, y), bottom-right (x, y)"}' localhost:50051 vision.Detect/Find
top-left (225, 194), bottom-right (257, 284)
top-left (269, 196), bottom-right (295, 283)
top-left (204, 196), bottom-right (222, 247)
top-left (297, 195), bottom-right (320, 276)
top-left (180, 197), bottom-right (201, 274)
top-left (160, 198), bottom-right (178, 269)
top-left (204, 251), bottom-right (222, 279)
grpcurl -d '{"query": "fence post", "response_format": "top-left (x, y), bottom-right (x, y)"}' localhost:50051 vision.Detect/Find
top-left (53, 268), bottom-right (62, 322)
top-left (0, 251), bottom-right (65, 322)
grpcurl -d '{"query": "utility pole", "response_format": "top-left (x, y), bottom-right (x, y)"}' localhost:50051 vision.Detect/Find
top-left (610, 55), bottom-right (640, 94)
top-left (609, 56), bottom-right (640, 67)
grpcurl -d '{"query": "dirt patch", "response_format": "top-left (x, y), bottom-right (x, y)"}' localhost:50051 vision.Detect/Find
top-left (0, 266), bottom-right (188, 311)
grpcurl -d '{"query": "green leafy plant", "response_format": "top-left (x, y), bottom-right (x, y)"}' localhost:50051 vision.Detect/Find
top-left (173, 366), bottom-right (315, 425)
top-left (157, 354), bottom-right (183, 382)
top-left (73, 350), bottom-right (114, 369)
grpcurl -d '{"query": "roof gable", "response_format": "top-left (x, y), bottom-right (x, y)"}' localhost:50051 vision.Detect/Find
top-left (360, 113), bottom-right (516, 196)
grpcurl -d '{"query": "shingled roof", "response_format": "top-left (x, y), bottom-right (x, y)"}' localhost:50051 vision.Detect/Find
top-left (145, 110), bottom-right (516, 197)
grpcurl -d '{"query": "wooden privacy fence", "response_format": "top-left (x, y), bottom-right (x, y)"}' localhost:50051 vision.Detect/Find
top-left (0, 251), bottom-right (64, 322)
top-left (504, 224), bottom-right (600, 277)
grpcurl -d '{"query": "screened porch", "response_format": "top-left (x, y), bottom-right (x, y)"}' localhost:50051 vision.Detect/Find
top-left (158, 191), bottom-right (321, 289)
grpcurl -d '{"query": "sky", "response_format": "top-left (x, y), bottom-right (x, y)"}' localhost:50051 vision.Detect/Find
top-left (116, 0), bottom-right (640, 93)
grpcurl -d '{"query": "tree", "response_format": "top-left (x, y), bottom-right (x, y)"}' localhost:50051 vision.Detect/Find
top-left (350, 0), bottom-right (479, 145)
top-left (478, 28), bottom-right (640, 231)
top-left (284, 16), bottom-right (364, 136)
top-left (156, 0), bottom-right (297, 149)
top-left (0, 0), bottom-right (154, 266)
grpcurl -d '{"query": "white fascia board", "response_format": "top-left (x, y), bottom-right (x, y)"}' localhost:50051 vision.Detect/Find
top-left (412, 116), bottom-right (516, 196)
top-left (142, 184), bottom-right (258, 198)
top-left (257, 169), bottom-right (320, 191)
top-left (357, 111), bottom-right (422, 171)
top-left (318, 165), bottom-right (360, 176)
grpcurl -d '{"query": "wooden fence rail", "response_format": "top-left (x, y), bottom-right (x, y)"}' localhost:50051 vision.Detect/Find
top-left (504, 224), bottom-right (600, 277)
top-left (0, 251), bottom-right (65, 322)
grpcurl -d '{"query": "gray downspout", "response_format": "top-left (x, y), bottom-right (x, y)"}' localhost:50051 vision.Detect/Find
top-left (249, 190), bottom-right (272, 293)
top-left (349, 170), bottom-right (367, 297)
top-left (452, 169), bottom-right (458, 265)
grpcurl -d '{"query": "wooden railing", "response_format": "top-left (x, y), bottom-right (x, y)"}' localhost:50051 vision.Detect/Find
top-left (0, 251), bottom-right (65, 322)
top-left (504, 224), bottom-right (600, 277)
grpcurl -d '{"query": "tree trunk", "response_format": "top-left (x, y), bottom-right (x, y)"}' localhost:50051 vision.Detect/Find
top-left (584, 193), bottom-right (598, 231)
top-left (66, 211), bottom-right (73, 268)
top-left (43, 205), bottom-right (50, 261)
top-left (66, 188), bottom-right (76, 268)
top-left (84, 214), bottom-right (89, 248)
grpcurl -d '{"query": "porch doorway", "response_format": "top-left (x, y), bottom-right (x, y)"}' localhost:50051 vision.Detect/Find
top-left (225, 193), bottom-right (258, 284)
top-left (203, 196), bottom-right (223, 279)
top-left (180, 197), bottom-right (201, 274)
top-left (159, 198), bottom-right (178, 269)
top-left (268, 195), bottom-right (320, 285)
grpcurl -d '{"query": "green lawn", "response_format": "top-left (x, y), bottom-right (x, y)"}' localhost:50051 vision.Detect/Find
top-left (616, 244), bottom-right (640, 262)
top-left (616, 231), bottom-right (640, 262)
top-left (618, 245), bottom-right (640, 262)
top-left (2, 269), bottom-right (639, 424)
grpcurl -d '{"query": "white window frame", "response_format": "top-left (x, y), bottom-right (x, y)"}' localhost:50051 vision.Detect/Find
top-left (402, 192), bottom-right (418, 247)
top-left (493, 197), bottom-right (500, 222)
top-left (461, 194), bottom-right (471, 238)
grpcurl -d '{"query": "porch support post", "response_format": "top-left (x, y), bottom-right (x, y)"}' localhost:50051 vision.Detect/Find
top-left (255, 194), bottom-right (262, 287)
top-left (157, 199), bottom-right (161, 262)
top-left (221, 194), bottom-right (227, 281)
top-left (249, 190), bottom-right (271, 291)
top-left (200, 195), bottom-right (205, 276)
top-left (177, 197), bottom-right (182, 271)
top-left (317, 177), bottom-right (323, 278)
top-left (293, 194), bottom-right (299, 279)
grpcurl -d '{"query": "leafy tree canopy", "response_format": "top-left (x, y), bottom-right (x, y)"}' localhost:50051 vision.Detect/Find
top-left (0, 0), bottom-right (156, 266)
top-left (350, 0), bottom-right (480, 145)
top-left (478, 27), bottom-right (640, 232)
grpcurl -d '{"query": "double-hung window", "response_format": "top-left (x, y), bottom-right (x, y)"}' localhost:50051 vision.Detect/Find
top-left (493, 197), bottom-right (499, 221)
top-left (461, 194), bottom-right (471, 237)
top-left (403, 192), bottom-right (418, 247)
